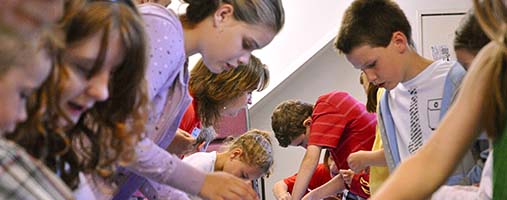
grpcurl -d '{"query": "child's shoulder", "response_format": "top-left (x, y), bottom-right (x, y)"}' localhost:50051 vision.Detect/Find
top-left (431, 59), bottom-right (458, 69)
top-left (317, 91), bottom-right (359, 106)
top-left (184, 151), bottom-right (215, 159)
top-left (182, 151), bottom-right (217, 172)
top-left (138, 3), bottom-right (181, 29)
top-left (427, 59), bottom-right (459, 79)
top-left (318, 91), bottom-right (354, 101)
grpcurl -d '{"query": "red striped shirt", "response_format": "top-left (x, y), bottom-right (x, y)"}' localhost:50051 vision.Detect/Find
top-left (308, 91), bottom-right (376, 198)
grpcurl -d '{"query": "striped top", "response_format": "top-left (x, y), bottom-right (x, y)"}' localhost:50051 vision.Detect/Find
top-left (308, 91), bottom-right (376, 198)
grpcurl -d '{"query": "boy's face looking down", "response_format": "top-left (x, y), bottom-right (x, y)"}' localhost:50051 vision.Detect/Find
top-left (288, 117), bottom-right (311, 148)
top-left (345, 32), bottom-right (409, 90)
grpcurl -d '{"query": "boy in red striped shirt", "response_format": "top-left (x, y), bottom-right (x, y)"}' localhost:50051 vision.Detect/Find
top-left (271, 91), bottom-right (376, 199)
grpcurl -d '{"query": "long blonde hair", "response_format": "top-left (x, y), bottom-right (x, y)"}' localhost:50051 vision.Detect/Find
top-left (473, 0), bottom-right (507, 140)
top-left (180, 0), bottom-right (284, 34)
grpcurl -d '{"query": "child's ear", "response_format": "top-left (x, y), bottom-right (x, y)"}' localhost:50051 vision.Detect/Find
top-left (213, 4), bottom-right (234, 28)
top-left (230, 147), bottom-right (243, 159)
top-left (303, 117), bottom-right (312, 127)
top-left (390, 31), bottom-right (408, 53)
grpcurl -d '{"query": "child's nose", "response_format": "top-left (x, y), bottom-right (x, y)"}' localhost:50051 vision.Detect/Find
top-left (363, 69), bottom-right (377, 84)
top-left (237, 52), bottom-right (251, 66)
top-left (87, 71), bottom-right (110, 101)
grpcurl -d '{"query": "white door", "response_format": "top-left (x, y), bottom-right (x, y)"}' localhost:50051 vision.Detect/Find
top-left (418, 11), bottom-right (466, 61)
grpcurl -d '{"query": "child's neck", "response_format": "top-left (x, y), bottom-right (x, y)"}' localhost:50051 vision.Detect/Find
top-left (214, 151), bottom-right (229, 171)
top-left (183, 27), bottom-right (199, 57)
top-left (403, 51), bottom-right (434, 82)
top-left (183, 17), bottom-right (212, 57)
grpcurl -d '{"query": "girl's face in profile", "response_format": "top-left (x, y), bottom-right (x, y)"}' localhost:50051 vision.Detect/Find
top-left (59, 30), bottom-right (124, 125)
top-left (222, 90), bottom-right (253, 117)
top-left (0, 48), bottom-right (51, 135)
top-left (199, 5), bottom-right (276, 74)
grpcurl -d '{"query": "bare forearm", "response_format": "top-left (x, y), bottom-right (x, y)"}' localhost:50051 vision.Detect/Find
top-left (307, 175), bottom-right (345, 199)
top-left (273, 181), bottom-right (290, 200)
top-left (368, 149), bottom-right (387, 167)
top-left (292, 145), bottom-right (321, 199)
top-left (292, 159), bottom-right (318, 199)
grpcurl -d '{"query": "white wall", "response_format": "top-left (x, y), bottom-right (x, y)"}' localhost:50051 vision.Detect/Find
top-left (395, 0), bottom-right (472, 55)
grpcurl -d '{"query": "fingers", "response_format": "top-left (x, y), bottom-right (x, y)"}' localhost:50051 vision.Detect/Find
top-left (177, 128), bottom-right (192, 138)
top-left (200, 172), bottom-right (258, 200)
top-left (226, 182), bottom-right (257, 200)
top-left (339, 169), bottom-right (353, 186)
top-left (279, 193), bottom-right (291, 200)
top-left (347, 154), bottom-right (363, 173)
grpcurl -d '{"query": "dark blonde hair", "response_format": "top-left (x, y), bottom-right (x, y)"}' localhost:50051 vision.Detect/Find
top-left (0, 33), bottom-right (36, 75)
top-left (359, 72), bottom-right (380, 113)
top-left (473, 0), bottom-right (507, 140)
top-left (9, 0), bottom-right (148, 189)
top-left (224, 129), bottom-right (274, 177)
top-left (271, 100), bottom-right (313, 147)
top-left (0, 26), bottom-right (61, 75)
top-left (181, 0), bottom-right (285, 34)
top-left (335, 0), bottom-right (413, 54)
top-left (189, 55), bottom-right (269, 127)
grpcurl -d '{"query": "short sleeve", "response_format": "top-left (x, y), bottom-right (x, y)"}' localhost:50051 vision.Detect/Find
top-left (308, 100), bottom-right (348, 148)
top-left (283, 174), bottom-right (297, 193)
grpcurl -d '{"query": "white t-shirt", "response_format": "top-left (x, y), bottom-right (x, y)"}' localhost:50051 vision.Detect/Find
top-left (388, 60), bottom-right (455, 159)
top-left (182, 151), bottom-right (217, 173)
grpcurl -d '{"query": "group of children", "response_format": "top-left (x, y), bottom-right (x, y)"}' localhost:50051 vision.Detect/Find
top-left (0, 0), bottom-right (284, 199)
top-left (269, 0), bottom-right (505, 199)
top-left (0, 0), bottom-right (506, 199)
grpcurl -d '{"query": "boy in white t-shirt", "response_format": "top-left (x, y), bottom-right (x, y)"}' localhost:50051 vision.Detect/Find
top-left (334, 0), bottom-right (474, 185)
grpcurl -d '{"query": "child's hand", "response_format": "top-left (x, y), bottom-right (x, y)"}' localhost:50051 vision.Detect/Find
top-left (274, 191), bottom-right (291, 200)
top-left (347, 150), bottom-right (370, 173)
top-left (339, 169), bottom-right (354, 186)
top-left (302, 190), bottom-right (318, 200)
top-left (200, 172), bottom-right (258, 200)
top-left (166, 129), bottom-right (197, 156)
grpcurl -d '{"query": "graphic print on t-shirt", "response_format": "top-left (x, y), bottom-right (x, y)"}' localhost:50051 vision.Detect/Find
top-left (426, 98), bottom-right (442, 131)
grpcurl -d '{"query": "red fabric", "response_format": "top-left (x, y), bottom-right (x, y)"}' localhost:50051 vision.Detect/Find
top-left (307, 91), bottom-right (376, 198)
top-left (179, 99), bottom-right (201, 133)
top-left (349, 171), bottom-right (370, 198)
top-left (284, 164), bottom-right (331, 194)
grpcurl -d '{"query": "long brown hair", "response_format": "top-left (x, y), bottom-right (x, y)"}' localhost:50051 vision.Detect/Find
top-left (473, 0), bottom-right (507, 140)
top-left (9, 0), bottom-right (148, 189)
top-left (359, 72), bottom-right (380, 113)
top-left (189, 55), bottom-right (269, 127)
top-left (180, 0), bottom-right (284, 34)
